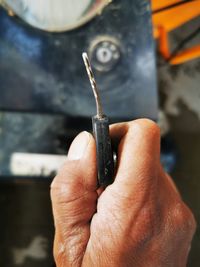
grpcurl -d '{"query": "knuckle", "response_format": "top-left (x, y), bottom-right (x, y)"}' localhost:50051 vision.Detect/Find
top-left (50, 176), bottom-right (59, 199)
top-left (182, 204), bottom-right (197, 233)
top-left (50, 174), bottom-right (60, 190)
top-left (190, 213), bottom-right (197, 234)
top-left (58, 161), bottom-right (80, 180)
top-left (128, 119), bottom-right (160, 141)
top-left (172, 202), bottom-right (186, 224)
top-left (50, 161), bottom-right (80, 191)
top-left (50, 174), bottom-right (63, 198)
top-left (172, 202), bottom-right (196, 233)
top-left (140, 119), bottom-right (160, 137)
top-left (50, 177), bottom-right (81, 205)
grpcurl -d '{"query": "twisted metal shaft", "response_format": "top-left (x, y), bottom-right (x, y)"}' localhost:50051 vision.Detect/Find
top-left (82, 52), bottom-right (103, 118)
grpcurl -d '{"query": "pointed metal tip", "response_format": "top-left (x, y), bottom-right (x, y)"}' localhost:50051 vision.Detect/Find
top-left (82, 52), bottom-right (87, 59)
top-left (82, 52), bottom-right (90, 69)
top-left (82, 52), bottom-right (103, 118)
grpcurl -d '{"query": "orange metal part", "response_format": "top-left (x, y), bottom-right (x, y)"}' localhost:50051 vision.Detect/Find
top-left (152, 0), bottom-right (182, 12)
top-left (153, 0), bottom-right (200, 37)
top-left (158, 26), bottom-right (170, 59)
top-left (152, 0), bottom-right (200, 64)
top-left (170, 45), bottom-right (200, 64)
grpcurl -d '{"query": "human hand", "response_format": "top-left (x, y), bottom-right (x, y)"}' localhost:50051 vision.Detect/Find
top-left (51, 119), bottom-right (196, 267)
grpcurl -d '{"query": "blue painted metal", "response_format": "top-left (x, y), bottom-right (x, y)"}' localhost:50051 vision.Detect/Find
top-left (0, 0), bottom-right (157, 119)
top-left (0, 0), bottom-right (158, 178)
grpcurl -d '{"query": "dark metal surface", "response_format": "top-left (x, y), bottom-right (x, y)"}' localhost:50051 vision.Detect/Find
top-left (0, 0), bottom-right (157, 120)
top-left (0, 112), bottom-right (92, 177)
top-left (0, 112), bottom-right (66, 176)
top-left (0, 0), bottom-right (157, 178)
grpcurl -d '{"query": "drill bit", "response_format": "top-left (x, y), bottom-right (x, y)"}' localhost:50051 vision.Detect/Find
top-left (82, 52), bottom-right (103, 119)
top-left (82, 52), bottom-right (114, 187)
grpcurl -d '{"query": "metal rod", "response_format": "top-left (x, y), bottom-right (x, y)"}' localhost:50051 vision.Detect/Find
top-left (82, 52), bottom-right (103, 118)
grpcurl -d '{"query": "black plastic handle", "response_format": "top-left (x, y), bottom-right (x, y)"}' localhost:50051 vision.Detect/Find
top-left (92, 115), bottom-right (114, 187)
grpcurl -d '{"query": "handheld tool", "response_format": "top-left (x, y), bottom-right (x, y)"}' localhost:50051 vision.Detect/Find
top-left (82, 52), bottom-right (114, 187)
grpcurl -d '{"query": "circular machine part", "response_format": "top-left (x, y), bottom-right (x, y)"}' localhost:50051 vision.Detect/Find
top-left (1, 0), bottom-right (111, 32)
top-left (89, 36), bottom-right (121, 72)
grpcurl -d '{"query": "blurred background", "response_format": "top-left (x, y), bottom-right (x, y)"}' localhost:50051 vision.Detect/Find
top-left (0, 0), bottom-right (200, 266)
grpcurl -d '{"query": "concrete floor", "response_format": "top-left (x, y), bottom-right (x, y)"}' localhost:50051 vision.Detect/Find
top-left (0, 181), bottom-right (55, 267)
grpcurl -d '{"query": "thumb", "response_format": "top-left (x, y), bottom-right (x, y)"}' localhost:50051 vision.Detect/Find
top-left (50, 131), bottom-right (98, 265)
top-left (51, 131), bottom-right (98, 225)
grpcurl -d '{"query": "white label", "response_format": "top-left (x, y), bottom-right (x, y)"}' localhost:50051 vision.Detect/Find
top-left (10, 152), bottom-right (67, 176)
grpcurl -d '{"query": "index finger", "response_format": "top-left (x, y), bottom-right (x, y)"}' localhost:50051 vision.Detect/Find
top-left (109, 119), bottom-right (161, 196)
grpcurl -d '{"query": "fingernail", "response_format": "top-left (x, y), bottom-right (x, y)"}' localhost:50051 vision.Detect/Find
top-left (67, 131), bottom-right (90, 160)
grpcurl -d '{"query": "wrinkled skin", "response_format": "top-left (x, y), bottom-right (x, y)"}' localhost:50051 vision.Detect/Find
top-left (51, 119), bottom-right (196, 267)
